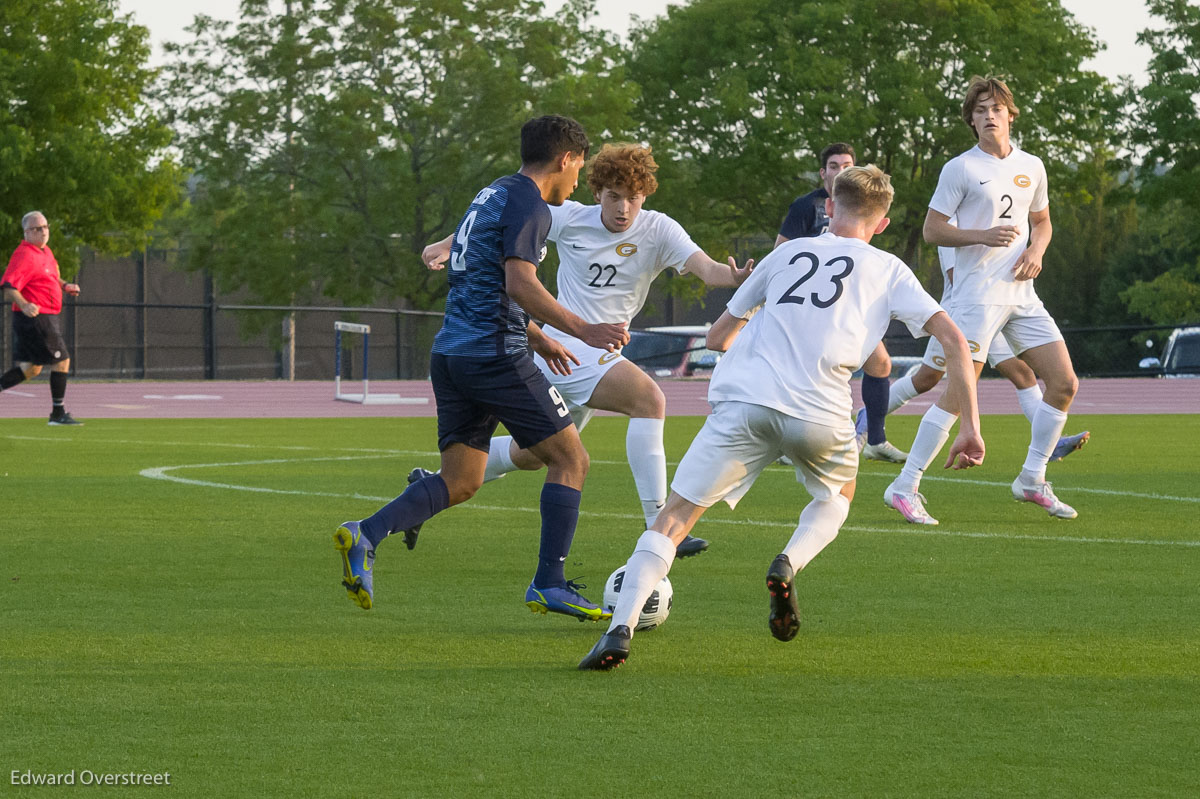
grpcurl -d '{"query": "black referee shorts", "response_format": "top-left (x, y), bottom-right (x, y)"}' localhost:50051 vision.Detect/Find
top-left (431, 350), bottom-right (574, 452)
top-left (12, 311), bottom-right (70, 365)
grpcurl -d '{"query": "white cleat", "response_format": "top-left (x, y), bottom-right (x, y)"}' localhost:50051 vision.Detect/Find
top-left (884, 482), bottom-right (939, 525)
top-left (1011, 476), bottom-right (1077, 519)
top-left (862, 440), bottom-right (909, 463)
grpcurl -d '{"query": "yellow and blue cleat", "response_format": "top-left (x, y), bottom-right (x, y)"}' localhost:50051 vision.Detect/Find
top-left (334, 520), bottom-right (375, 610)
top-left (525, 580), bottom-right (609, 622)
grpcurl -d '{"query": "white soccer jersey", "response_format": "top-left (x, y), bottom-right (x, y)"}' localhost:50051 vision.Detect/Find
top-left (709, 232), bottom-right (943, 427)
top-left (545, 200), bottom-right (700, 327)
top-left (928, 144), bottom-right (1049, 306)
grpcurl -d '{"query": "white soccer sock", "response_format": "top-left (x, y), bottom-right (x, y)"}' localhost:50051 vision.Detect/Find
top-left (893, 405), bottom-right (958, 494)
top-left (1021, 401), bottom-right (1069, 482)
top-left (887, 374), bottom-right (921, 414)
top-left (1015, 385), bottom-right (1043, 424)
top-left (626, 417), bottom-right (668, 527)
top-left (483, 435), bottom-right (517, 483)
top-left (782, 494), bottom-right (851, 570)
top-left (607, 530), bottom-right (676, 634)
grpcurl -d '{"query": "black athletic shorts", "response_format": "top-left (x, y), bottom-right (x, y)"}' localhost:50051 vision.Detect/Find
top-left (430, 350), bottom-right (574, 452)
top-left (12, 311), bottom-right (70, 365)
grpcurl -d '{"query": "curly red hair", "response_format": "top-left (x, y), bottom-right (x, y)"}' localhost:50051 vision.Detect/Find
top-left (586, 143), bottom-right (659, 198)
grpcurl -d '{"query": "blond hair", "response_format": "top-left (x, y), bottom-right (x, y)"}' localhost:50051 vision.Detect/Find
top-left (831, 165), bottom-right (894, 221)
top-left (962, 75), bottom-right (1019, 139)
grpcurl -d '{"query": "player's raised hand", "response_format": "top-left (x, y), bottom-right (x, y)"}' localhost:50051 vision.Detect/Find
top-left (531, 337), bottom-right (580, 376)
top-left (1012, 248), bottom-right (1043, 281)
top-left (580, 322), bottom-right (630, 352)
top-left (729, 256), bottom-right (755, 285)
top-left (979, 225), bottom-right (1020, 248)
top-left (422, 238), bottom-right (452, 271)
top-left (944, 430), bottom-right (985, 470)
top-left (63, 282), bottom-right (80, 296)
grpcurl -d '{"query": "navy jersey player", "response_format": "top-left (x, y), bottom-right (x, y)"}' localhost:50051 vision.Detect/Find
top-left (333, 115), bottom-right (630, 620)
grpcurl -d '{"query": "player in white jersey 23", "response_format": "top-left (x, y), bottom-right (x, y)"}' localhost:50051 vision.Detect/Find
top-left (580, 165), bottom-right (984, 670)
top-left (886, 241), bottom-right (1090, 461)
top-left (885, 75), bottom-right (1081, 526)
top-left (423, 144), bottom-right (753, 558)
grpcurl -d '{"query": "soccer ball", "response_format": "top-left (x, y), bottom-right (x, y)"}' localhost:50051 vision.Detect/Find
top-left (603, 566), bottom-right (672, 631)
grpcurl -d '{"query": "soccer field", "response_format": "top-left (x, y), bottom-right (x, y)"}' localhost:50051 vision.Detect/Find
top-left (2, 414), bottom-right (1198, 797)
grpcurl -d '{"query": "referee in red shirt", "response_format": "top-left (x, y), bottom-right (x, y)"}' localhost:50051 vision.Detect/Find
top-left (0, 211), bottom-right (83, 425)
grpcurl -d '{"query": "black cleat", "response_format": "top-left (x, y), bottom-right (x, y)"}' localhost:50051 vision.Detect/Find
top-left (402, 467), bottom-right (434, 550)
top-left (48, 411), bottom-right (83, 426)
top-left (675, 534), bottom-right (709, 559)
top-left (578, 625), bottom-right (632, 671)
top-left (766, 554), bottom-right (800, 642)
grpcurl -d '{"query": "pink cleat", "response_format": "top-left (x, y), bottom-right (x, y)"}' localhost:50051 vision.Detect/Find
top-left (884, 482), bottom-right (939, 525)
top-left (1011, 476), bottom-right (1077, 519)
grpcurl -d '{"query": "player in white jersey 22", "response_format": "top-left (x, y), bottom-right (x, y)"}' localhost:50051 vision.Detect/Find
top-left (580, 165), bottom-right (984, 670)
top-left (885, 75), bottom-right (1081, 526)
top-left (423, 144), bottom-right (754, 558)
top-left (886, 238), bottom-right (1090, 462)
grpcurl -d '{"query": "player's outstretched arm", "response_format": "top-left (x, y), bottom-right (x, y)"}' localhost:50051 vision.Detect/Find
top-left (527, 322), bottom-right (580, 376)
top-left (683, 251), bottom-right (755, 288)
top-left (705, 310), bottom-right (749, 352)
top-left (924, 209), bottom-right (1018, 249)
top-left (422, 234), bottom-right (454, 271)
top-left (925, 311), bottom-right (984, 469)
top-left (1013, 207), bottom-right (1052, 281)
top-left (504, 258), bottom-right (629, 351)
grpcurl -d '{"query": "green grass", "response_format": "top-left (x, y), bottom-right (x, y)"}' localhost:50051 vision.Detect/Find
top-left (2, 414), bottom-right (1198, 797)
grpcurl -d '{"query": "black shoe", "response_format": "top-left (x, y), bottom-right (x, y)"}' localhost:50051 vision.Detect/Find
top-left (578, 625), bottom-right (632, 671)
top-left (402, 468), bottom-right (434, 550)
top-left (766, 554), bottom-right (800, 642)
top-left (675, 534), bottom-right (709, 559)
top-left (48, 411), bottom-right (83, 426)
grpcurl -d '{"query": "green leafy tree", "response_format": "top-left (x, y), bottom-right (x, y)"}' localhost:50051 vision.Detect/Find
top-left (628, 0), bottom-right (1118, 293)
top-left (162, 0), bottom-right (636, 310)
top-left (0, 0), bottom-right (180, 273)
top-left (1125, 0), bottom-right (1200, 325)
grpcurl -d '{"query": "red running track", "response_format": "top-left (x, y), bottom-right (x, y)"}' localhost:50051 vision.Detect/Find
top-left (0, 377), bottom-right (1196, 420)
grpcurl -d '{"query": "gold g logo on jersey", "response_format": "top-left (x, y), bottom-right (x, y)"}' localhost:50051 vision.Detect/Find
top-left (615, 243), bottom-right (638, 257)
top-left (932, 356), bottom-right (947, 368)
top-left (968, 340), bottom-right (981, 354)
top-left (1013, 174), bottom-right (1031, 188)
top-left (598, 350), bottom-right (622, 365)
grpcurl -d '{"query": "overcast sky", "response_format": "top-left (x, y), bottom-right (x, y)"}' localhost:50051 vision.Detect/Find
top-left (120, 0), bottom-right (1158, 84)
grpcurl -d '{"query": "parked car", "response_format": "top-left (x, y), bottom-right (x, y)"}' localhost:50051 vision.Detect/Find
top-left (1139, 326), bottom-right (1200, 377)
top-left (622, 325), bottom-right (722, 378)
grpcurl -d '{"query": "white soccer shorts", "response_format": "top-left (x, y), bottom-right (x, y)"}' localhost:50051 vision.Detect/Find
top-left (922, 301), bottom-right (1063, 370)
top-left (532, 330), bottom-right (628, 431)
top-left (670, 401), bottom-right (858, 509)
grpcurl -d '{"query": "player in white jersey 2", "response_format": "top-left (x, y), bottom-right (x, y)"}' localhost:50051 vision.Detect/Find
top-left (423, 144), bottom-right (753, 558)
top-left (887, 241), bottom-right (1090, 461)
top-left (579, 165), bottom-right (984, 670)
top-left (885, 75), bottom-right (1081, 526)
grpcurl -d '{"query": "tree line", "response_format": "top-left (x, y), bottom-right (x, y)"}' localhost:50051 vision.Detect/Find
top-left (2, 0), bottom-right (1198, 336)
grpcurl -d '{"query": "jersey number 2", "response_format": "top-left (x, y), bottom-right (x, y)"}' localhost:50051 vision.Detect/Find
top-left (776, 253), bottom-right (854, 309)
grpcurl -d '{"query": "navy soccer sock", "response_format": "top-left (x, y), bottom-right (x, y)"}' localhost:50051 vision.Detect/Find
top-left (360, 472), bottom-right (449, 547)
top-left (533, 483), bottom-right (581, 589)
top-left (0, 367), bottom-right (26, 391)
top-left (861, 374), bottom-right (891, 445)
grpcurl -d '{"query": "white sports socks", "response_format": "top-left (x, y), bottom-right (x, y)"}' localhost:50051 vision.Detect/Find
top-left (888, 374), bottom-right (921, 414)
top-left (607, 530), bottom-right (676, 634)
top-left (782, 494), bottom-right (851, 570)
top-left (483, 435), bottom-right (517, 483)
top-left (1021, 401), bottom-right (1069, 482)
top-left (626, 417), bottom-right (668, 527)
top-left (893, 404), bottom-right (958, 493)
top-left (1015, 385), bottom-right (1043, 424)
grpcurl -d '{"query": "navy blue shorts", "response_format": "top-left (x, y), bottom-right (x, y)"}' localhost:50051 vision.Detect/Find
top-left (430, 351), bottom-right (574, 452)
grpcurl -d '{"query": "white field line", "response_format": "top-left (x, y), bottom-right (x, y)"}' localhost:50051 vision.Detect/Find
top-left (9, 432), bottom-right (1200, 506)
top-left (137, 456), bottom-right (1200, 549)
